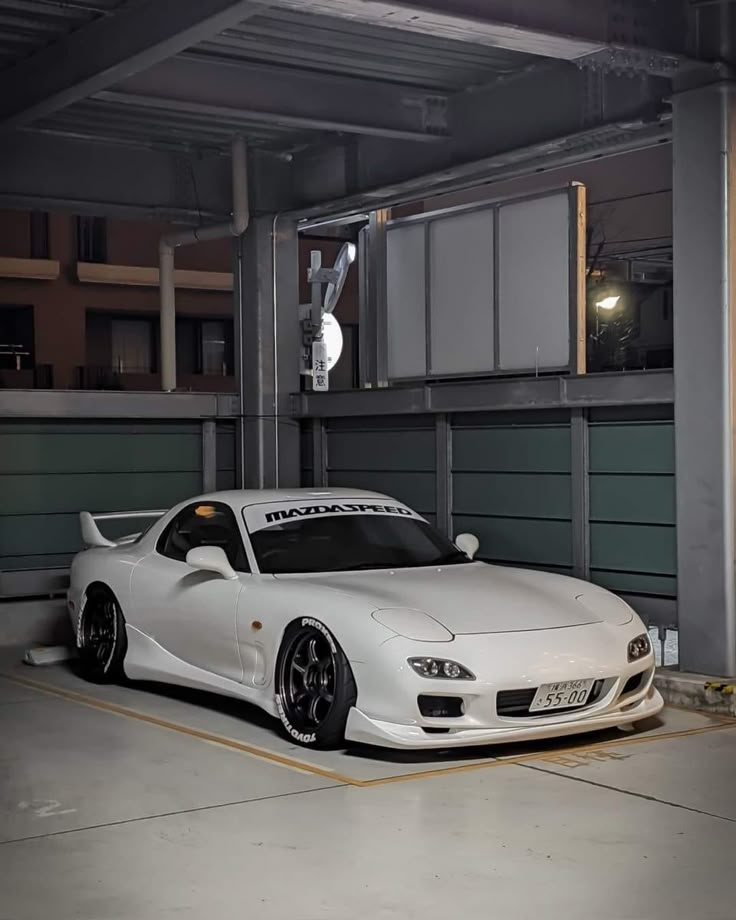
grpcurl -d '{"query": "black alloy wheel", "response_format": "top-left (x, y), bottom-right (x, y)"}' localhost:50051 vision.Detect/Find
top-left (276, 621), bottom-right (356, 748)
top-left (77, 586), bottom-right (127, 683)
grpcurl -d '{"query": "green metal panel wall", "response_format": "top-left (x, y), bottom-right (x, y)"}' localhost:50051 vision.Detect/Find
top-left (311, 406), bottom-right (677, 607)
top-left (326, 416), bottom-right (436, 523)
top-left (0, 421), bottom-right (204, 572)
top-left (588, 414), bottom-right (676, 598)
top-left (451, 412), bottom-right (573, 573)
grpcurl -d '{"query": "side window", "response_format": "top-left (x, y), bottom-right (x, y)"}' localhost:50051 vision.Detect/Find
top-left (157, 502), bottom-right (249, 572)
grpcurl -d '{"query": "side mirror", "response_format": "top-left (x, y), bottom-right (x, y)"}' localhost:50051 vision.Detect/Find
top-left (186, 546), bottom-right (238, 580)
top-left (455, 533), bottom-right (480, 560)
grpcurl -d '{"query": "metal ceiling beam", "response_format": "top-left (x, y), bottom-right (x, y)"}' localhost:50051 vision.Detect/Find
top-left (0, 389), bottom-right (239, 420)
top-left (289, 62), bottom-right (672, 215)
top-left (0, 130), bottom-right (294, 220)
top-left (294, 371), bottom-right (674, 418)
top-left (100, 55), bottom-right (449, 142)
top-left (274, 0), bottom-right (688, 74)
top-left (0, 0), bottom-right (277, 127)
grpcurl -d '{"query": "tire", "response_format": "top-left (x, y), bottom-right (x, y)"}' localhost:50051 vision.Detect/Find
top-left (275, 618), bottom-right (357, 749)
top-left (76, 585), bottom-right (127, 684)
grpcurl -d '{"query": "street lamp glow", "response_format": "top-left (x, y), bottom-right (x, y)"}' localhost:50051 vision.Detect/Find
top-left (596, 295), bottom-right (620, 311)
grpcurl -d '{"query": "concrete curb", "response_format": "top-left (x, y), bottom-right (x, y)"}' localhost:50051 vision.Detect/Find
top-left (655, 668), bottom-right (736, 718)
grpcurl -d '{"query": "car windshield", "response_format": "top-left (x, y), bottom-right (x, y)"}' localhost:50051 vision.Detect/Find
top-left (246, 510), bottom-right (470, 575)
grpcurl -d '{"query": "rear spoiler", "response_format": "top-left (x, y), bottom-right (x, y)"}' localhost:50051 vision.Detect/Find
top-left (80, 510), bottom-right (166, 549)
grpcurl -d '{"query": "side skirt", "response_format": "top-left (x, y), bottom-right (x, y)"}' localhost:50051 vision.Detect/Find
top-left (123, 625), bottom-right (279, 717)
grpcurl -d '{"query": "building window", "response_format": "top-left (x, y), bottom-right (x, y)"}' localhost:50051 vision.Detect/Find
top-left (0, 306), bottom-right (34, 370)
top-left (77, 216), bottom-right (107, 263)
top-left (30, 212), bottom-right (49, 260)
top-left (176, 317), bottom-right (234, 376)
top-left (110, 318), bottom-right (155, 373)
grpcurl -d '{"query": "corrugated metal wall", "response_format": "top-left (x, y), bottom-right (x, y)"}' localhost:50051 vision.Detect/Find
top-left (311, 408), bottom-right (676, 611)
top-left (325, 416), bottom-right (437, 525)
top-left (452, 411), bottom-right (573, 575)
top-left (0, 421), bottom-right (207, 572)
top-left (588, 410), bottom-right (676, 599)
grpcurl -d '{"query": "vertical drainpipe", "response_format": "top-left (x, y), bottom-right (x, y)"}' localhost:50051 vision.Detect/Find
top-left (159, 135), bottom-right (249, 392)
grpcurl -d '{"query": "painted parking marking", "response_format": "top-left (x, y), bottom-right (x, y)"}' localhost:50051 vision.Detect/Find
top-left (4, 672), bottom-right (736, 788)
top-left (541, 749), bottom-right (632, 769)
top-left (17, 799), bottom-right (77, 819)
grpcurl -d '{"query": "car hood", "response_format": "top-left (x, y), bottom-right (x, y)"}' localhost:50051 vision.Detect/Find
top-left (275, 563), bottom-right (631, 634)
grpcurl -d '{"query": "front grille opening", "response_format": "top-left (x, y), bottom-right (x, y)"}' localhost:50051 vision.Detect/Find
top-left (497, 679), bottom-right (605, 718)
top-left (423, 727), bottom-right (451, 734)
top-left (622, 671), bottom-right (645, 695)
top-left (418, 695), bottom-right (464, 718)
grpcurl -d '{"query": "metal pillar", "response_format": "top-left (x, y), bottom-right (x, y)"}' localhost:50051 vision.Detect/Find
top-left (311, 418), bottom-right (327, 488)
top-left (358, 209), bottom-right (389, 388)
top-left (201, 419), bottom-right (217, 493)
top-left (570, 408), bottom-right (590, 581)
top-left (435, 414), bottom-right (452, 538)
top-left (673, 82), bottom-right (736, 676)
top-left (236, 215), bottom-right (301, 490)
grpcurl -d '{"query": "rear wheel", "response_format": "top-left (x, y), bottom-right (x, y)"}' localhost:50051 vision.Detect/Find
top-left (276, 619), bottom-right (356, 749)
top-left (77, 585), bottom-right (127, 683)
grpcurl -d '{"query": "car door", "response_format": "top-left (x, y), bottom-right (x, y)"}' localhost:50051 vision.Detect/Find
top-left (130, 500), bottom-right (247, 683)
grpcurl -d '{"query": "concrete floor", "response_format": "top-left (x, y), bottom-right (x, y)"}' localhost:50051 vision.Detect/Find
top-left (1, 651), bottom-right (735, 920)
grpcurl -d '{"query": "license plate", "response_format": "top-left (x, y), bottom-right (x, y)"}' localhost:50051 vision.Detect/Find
top-left (529, 679), bottom-right (594, 713)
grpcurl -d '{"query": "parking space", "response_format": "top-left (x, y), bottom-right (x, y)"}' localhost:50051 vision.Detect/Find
top-left (2, 656), bottom-right (731, 788)
top-left (2, 659), bottom-right (736, 920)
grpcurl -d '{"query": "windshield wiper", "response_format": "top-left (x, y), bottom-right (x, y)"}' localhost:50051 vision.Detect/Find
top-left (432, 551), bottom-right (471, 566)
top-left (339, 561), bottom-right (397, 571)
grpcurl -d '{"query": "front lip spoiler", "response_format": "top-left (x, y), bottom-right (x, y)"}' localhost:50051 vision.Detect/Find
top-left (344, 688), bottom-right (665, 750)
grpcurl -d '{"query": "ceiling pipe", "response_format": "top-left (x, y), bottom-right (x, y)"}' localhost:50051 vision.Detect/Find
top-left (159, 134), bottom-right (249, 391)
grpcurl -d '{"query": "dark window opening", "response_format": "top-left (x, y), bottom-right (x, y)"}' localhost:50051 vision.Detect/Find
top-left (176, 317), bottom-right (234, 376)
top-left (30, 212), bottom-right (49, 260)
top-left (84, 312), bottom-right (157, 386)
top-left (0, 306), bottom-right (34, 370)
top-left (77, 216), bottom-right (107, 263)
top-left (587, 264), bottom-right (673, 373)
top-left (157, 502), bottom-right (249, 572)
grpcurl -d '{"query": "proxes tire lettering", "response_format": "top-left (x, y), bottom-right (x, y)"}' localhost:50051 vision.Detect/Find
top-left (276, 694), bottom-right (316, 745)
top-left (301, 617), bottom-right (337, 653)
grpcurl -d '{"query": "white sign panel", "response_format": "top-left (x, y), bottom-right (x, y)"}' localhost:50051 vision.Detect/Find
top-left (312, 339), bottom-right (329, 392)
top-left (384, 186), bottom-right (584, 380)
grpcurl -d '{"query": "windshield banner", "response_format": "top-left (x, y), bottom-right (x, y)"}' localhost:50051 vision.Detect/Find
top-left (244, 500), bottom-right (425, 532)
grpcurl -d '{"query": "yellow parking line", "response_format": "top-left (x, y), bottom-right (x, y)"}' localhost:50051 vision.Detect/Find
top-left (358, 720), bottom-right (736, 787)
top-left (5, 672), bottom-right (734, 789)
top-left (1, 673), bottom-right (361, 787)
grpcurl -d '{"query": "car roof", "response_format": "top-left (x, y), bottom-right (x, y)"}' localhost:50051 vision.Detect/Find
top-left (187, 488), bottom-right (394, 508)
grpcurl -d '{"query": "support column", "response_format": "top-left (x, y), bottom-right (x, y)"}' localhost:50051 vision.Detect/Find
top-left (673, 82), bottom-right (736, 676)
top-left (201, 419), bottom-right (217, 493)
top-left (570, 408), bottom-right (590, 582)
top-left (235, 215), bottom-right (301, 490)
top-left (311, 418), bottom-right (327, 488)
top-left (358, 209), bottom-right (389, 388)
top-left (435, 414), bottom-right (452, 538)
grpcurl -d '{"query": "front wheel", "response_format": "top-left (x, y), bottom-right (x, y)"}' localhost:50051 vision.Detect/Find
top-left (76, 585), bottom-right (127, 683)
top-left (276, 619), bottom-right (356, 749)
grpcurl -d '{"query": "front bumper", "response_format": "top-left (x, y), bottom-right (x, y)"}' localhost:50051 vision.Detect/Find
top-left (345, 686), bottom-right (664, 749)
top-left (344, 622), bottom-right (663, 749)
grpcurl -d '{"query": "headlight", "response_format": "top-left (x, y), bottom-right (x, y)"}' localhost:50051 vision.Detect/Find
top-left (628, 633), bottom-right (652, 661)
top-left (408, 658), bottom-right (475, 680)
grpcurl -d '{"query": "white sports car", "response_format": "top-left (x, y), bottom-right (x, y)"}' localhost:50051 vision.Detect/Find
top-left (68, 489), bottom-right (663, 750)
